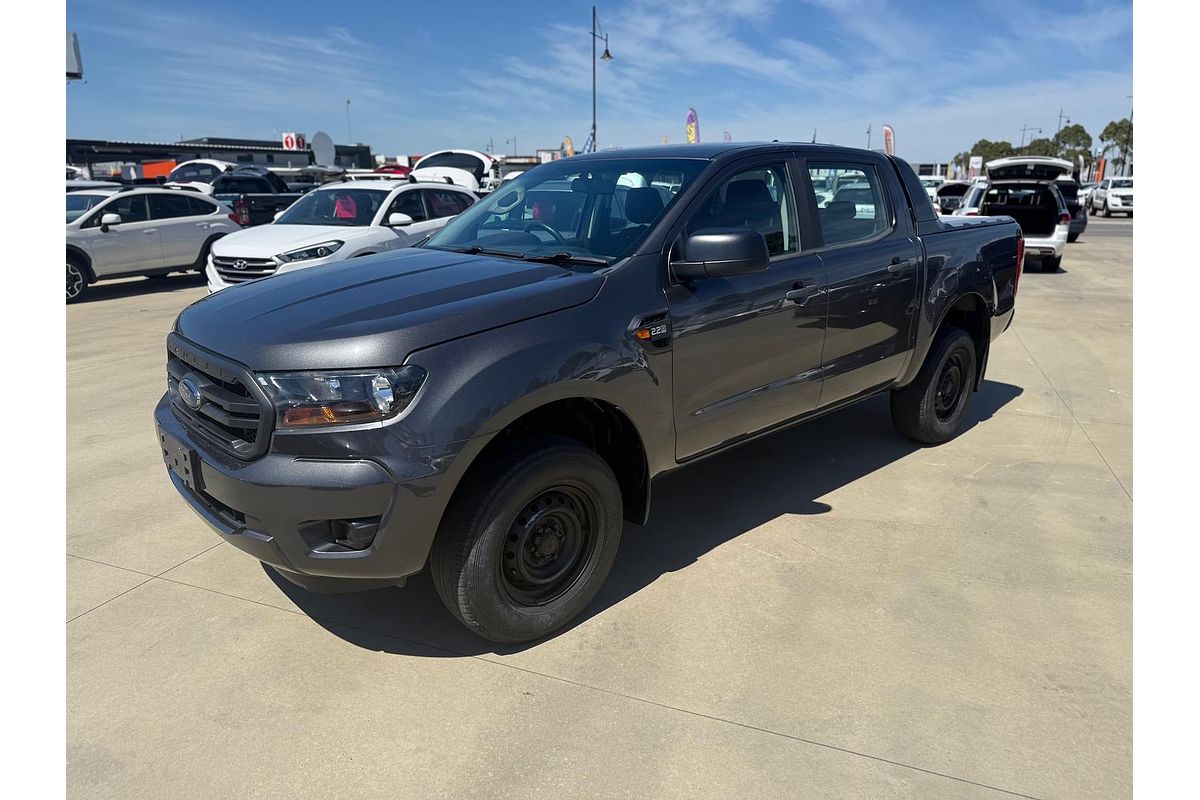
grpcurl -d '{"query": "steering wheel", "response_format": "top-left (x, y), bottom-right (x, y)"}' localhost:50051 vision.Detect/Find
top-left (523, 221), bottom-right (568, 246)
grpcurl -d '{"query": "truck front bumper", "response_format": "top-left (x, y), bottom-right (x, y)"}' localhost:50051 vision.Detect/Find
top-left (154, 394), bottom-right (468, 590)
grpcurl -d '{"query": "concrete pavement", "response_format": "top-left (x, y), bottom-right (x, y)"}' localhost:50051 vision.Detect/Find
top-left (67, 218), bottom-right (1132, 799)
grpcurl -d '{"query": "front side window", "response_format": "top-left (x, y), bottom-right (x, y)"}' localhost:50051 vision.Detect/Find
top-left (425, 157), bottom-right (707, 265)
top-left (685, 163), bottom-right (799, 256)
top-left (388, 190), bottom-right (427, 222)
top-left (90, 193), bottom-right (149, 226)
top-left (808, 163), bottom-right (890, 246)
top-left (275, 188), bottom-right (388, 226)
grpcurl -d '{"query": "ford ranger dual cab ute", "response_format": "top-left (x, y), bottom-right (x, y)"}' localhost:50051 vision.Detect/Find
top-left (155, 143), bottom-right (1023, 643)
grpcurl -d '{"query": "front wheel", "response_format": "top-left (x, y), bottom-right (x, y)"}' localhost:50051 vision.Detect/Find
top-left (431, 436), bottom-right (623, 643)
top-left (66, 259), bottom-right (88, 303)
top-left (891, 327), bottom-right (977, 445)
top-left (1103, 201), bottom-right (1112, 218)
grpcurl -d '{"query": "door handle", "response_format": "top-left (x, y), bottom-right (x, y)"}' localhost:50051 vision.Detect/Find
top-left (785, 281), bottom-right (820, 306)
top-left (888, 256), bottom-right (918, 273)
top-left (143, 229), bottom-right (158, 235)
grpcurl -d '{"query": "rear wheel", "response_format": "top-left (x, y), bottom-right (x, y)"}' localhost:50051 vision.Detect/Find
top-left (1043, 256), bottom-right (1062, 272)
top-left (431, 435), bottom-right (623, 643)
top-left (1067, 232), bottom-right (1080, 243)
top-left (891, 327), bottom-right (977, 445)
top-left (66, 258), bottom-right (88, 303)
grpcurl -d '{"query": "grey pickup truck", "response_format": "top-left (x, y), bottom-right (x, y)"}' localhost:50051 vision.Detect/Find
top-left (155, 142), bottom-right (1023, 643)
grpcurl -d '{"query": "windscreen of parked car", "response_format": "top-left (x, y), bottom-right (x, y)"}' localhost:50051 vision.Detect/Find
top-left (1111, 179), bottom-right (1133, 189)
top-left (66, 192), bottom-right (108, 223)
top-left (169, 163), bottom-right (223, 184)
top-left (274, 187), bottom-right (389, 226)
top-left (416, 153), bottom-right (487, 182)
top-left (424, 158), bottom-right (708, 266)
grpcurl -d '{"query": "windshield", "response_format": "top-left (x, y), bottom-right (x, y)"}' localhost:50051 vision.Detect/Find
top-left (274, 187), bottom-right (388, 226)
top-left (424, 157), bottom-right (708, 266)
top-left (416, 153), bottom-right (487, 181)
top-left (169, 163), bottom-right (223, 183)
top-left (1111, 179), bottom-right (1133, 189)
top-left (66, 193), bottom-right (107, 223)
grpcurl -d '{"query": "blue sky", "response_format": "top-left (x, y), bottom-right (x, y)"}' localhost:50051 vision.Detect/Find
top-left (66, 0), bottom-right (1132, 162)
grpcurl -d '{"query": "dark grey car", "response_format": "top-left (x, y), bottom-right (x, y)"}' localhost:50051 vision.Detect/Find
top-left (156, 143), bottom-right (1021, 643)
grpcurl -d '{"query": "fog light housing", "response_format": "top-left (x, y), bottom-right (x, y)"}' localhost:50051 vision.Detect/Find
top-left (331, 518), bottom-right (380, 550)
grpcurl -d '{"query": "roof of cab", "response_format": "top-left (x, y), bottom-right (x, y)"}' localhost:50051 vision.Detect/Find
top-left (565, 141), bottom-right (886, 161)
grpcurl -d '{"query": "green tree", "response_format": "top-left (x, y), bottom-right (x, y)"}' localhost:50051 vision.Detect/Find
top-left (1024, 137), bottom-right (1057, 157)
top-left (1100, 118), bottom-right (1133, 175)
top-left (970, 138), bottom-right (1016, 163)
top-left (1054, 122), bottom-right (1092, 164)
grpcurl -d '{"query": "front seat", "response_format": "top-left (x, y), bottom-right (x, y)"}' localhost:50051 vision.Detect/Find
top-left (719, 179), bottom-right (783, 252)
top-left (608, 187), bottom-right (665, 254)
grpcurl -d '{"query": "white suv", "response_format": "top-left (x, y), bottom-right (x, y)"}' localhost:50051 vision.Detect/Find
top-left (1090, 177), bottom-right (1133, 217)
top-left (66, 187), bottom-right (240, 302)
top-left (205, 180), bottom-right (475, 293)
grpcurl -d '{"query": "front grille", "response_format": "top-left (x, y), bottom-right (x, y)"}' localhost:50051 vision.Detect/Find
top-left (166, 334), bottom-right (273, 460)
top-left (213, 255), bottom-right (278, 284)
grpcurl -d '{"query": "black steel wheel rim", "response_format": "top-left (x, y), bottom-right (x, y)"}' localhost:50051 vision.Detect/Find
top-left (66, 263), bottom-right (83, 299)
top-left (499, 485), bottom-right (598, 607)
top-left (934, 351), bottom-right (967, 421)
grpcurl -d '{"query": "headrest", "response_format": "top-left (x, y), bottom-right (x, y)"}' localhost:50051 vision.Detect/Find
top-left (625, 187), bottom-right (664, 224)
top-left (724, 180), bottom-right (774, 208)
top-left (822, 200), bottom-right (855, 220)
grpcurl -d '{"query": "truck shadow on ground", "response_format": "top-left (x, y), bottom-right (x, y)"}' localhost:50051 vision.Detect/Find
top-left (72, 272), bottom-right (205, 304)
top-left (270, 380), bottom-right (1023, 656)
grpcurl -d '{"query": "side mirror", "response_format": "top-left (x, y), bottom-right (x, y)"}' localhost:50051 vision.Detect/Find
top-left (672, 228), bottom-right (770, 280)
top-left (388, 212), bottom-right (414, 227)
top-left (273, 210), bottom-right (285, 222)
top-left (99, 213), bottom-right (122, 231)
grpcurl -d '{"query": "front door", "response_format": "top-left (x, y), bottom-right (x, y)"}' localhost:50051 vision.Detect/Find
top-left (84, 194), bottom-right (164, 276)
top-left (804, 160), bottom-right (921, 405)
top-left (666, 159), bottom-right (827, 460)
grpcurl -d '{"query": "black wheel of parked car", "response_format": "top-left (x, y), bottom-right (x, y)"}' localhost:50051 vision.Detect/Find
top-left (1067, 233), bottom-right (1080, 243)
top-left (1103, 201), bottom-right (1112, 217)
top-left (431, 435), bottom-right (623, 643)
top-left (890, 327), bottom-right (977, 446)
top-left (1043, 256), bottom-right (1062, 272)
top-left (66, 257), bottom-right (88, 303)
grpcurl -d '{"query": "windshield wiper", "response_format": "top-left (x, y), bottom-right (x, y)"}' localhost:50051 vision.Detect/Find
top-left (434, 245), bottom-right (526, 259)
top-left (520, 252), bottom-right (609, 267)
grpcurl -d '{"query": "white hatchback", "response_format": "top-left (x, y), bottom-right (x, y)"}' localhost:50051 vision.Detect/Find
top-left (206, 181), bottom-right (475, 293)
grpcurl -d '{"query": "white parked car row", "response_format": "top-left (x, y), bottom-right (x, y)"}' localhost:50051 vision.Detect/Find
top-left (205, 179), bottom-right (476, 293)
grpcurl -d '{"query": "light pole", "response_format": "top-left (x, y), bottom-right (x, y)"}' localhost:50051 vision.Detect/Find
top-left (506, 135), bottom-right (518, 156)
top-left (345, 99), bottom-right (352, 143)
top-left (1019, 124), bottom-right (1042, 150)
top-left (589, 5), bottom-right (613, 153)
top-left (1055, 109), bottom-right (1070, 154)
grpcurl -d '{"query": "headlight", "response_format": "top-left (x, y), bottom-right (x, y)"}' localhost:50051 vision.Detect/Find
top-left (276, 240), bottom-right (344, 263)
top-left (256, 366), bottom-right (426, 428)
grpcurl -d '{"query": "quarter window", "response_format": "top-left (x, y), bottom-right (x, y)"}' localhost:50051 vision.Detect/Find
top-left (808, 163), bottom-right (890, 246)
top-left (685, 163), bottom-right (799, 256)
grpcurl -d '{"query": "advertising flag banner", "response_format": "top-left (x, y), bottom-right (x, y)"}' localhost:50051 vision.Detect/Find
top-left (723, 131), bottom-right (732, 142)
top-left (968, 155), bottom-right (983, 179)
top-left (563, 135), bottom-right (575, 157)
top-left (685, 108), bottom-right (699, 144)
top-left (882, 125), bottom-right (895, 156)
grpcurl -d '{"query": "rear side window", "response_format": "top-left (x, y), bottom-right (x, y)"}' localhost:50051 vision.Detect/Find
top-left (149, 193), bottom-right (195, 219)
top-left (214, 177), bottom-right (265, 194)
top-left (185, 196), bottom-right (218, 215)
top-left (807, 164), bottom-right (890, 246)
top-left (424, 189), bottom-right (470, 219)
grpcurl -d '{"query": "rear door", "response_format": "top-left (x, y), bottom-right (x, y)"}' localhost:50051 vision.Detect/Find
top-left (149, 193), bottom-right (215, 267)
top-left (804, 158), bottom-right (921, 405)
top-left (84, 193), bottom-right (164, 276)
top-left (666, 156), bottom-right (827, 460)
top-left (418, 188), bottom-right (474, 235)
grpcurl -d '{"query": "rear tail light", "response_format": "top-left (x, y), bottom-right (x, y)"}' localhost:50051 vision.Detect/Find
top-left (232, 198), bottom-right (251, 227)
top-left (1014, 237), bottom-right (1024, 296)
top-left (1058, 212), bottom-right (1071, 226)
top-left (965, 210), bottom-right (979, 216)
top-left (227, 212), bottom-right (244, 227)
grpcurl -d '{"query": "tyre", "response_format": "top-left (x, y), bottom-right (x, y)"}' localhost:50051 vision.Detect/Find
top-left (1103, 201), bottom-right (1112, 218)
top-left (1043, 256), bottom-right (1062, 272)
top-left (891, 327), bottom-right (977, 445)
top-left (66, 257), bottom-right (89, 303)
top-left (1067, 232), bottom-right (1080, 243)
top-left (431, 435), bottom-right (624, 643)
